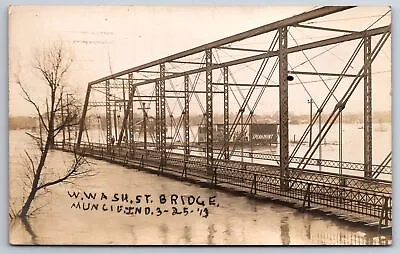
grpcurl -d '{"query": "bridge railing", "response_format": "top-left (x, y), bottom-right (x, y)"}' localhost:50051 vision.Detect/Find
top-left (72, 141), bottom-right (391, 176)
top-left (57, 141), bottom-right (391, 195)
top-left (55, 141), bottom-right (392, 224)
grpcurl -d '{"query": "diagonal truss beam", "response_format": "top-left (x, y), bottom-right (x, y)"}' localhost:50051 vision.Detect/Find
top-left (82, 25), bottom-right (389, 148)
top-left (88, 6), bottom-right (353, 85)
top-left (77, 8), bottom-right (389, 150)
top-left (102, 26), bottom-right (389, 90)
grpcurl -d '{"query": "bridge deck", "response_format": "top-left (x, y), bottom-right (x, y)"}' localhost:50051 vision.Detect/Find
top-left (56, 141), bottom-right (392, 230)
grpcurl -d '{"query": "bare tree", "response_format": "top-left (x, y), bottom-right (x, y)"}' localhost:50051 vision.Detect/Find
top-left (13, 42), bottom-right (94, 218)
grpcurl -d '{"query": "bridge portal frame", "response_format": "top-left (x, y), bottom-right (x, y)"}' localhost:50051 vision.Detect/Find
top-left (75, 6), bottom-right (391, 184)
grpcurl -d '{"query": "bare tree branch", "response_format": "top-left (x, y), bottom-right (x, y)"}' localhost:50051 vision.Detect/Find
top-left (13, 42), bottom-right (92, 218)
top-left (37, 153), bottom-right (94, 190)
top-left (17, 81), bottom-right (49, 132)
top-left (24, 151), bottom-right (37, 177)
top-left (25, 132), bottom-right (44, 152)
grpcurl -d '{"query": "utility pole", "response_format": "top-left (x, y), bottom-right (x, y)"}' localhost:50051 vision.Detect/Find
top-left (138, 103), bottom-right (150, 150)
top-left (61, 92), bottom-right (65, 146)
top-left (66, 93), bottom-right (71, 142)
top-left (319, 113), bottom-right (322, 171)
top-left (308, 99), bottom-right (313, 147)
top-left (170, 114), bottom-right (174, 144)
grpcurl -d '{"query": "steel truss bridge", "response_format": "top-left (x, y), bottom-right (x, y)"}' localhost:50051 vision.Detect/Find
top-left (59, 6), bottom-right (392, 229)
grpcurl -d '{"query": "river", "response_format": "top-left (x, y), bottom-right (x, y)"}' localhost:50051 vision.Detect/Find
top-left (8, 129), bottom-right (392, 245)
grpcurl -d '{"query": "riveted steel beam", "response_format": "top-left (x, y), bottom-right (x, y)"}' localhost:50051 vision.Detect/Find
top-left (105, 80), bottom-right (112, 149)
top-left (364, 36), bottom-right (373, 179)
top-left (89, 7), bottom-right (353, 85)
top-left (183, 75), bottom-right (190, 177)
top-left (206, 49), bottom-right (214, 177)
top-left (223, 66), bottom-right (229, 160)
top-left (160, 63), bottom-right (166, 166)
top-left (279, 27), bottom-right (289, 191)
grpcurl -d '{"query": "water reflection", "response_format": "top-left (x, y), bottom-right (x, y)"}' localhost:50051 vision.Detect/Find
top-left (303, 214), bottom-right (312, 240)
top-left (207, 224), bottom-right (216, 245)
top-left (159, 223), bottom-right (168, 244)
top-left (9, 130), bottom-right (392, 245)
top-left (223, 221), bottom-right (232, 243)
top-left (305, 222), bottom-right (311, 240)
top-left (127, 225), bottom-right (137, 243)
top-left (280, 216), bottom-right (290, 245)
top-left (21, 217), bottom-right (37, 244)
top-left (309, 229), bottom-right (391, 245)
top-left (183, 225), bottom-right (191, 244)
top-left (10, 217), bottom-right (38, 245)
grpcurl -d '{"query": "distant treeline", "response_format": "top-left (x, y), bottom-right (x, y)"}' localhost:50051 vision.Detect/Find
top-left (287, 111), bottom-right (391, 125)
top-left (9, 111), bottom-right (391, 130)
top-left (9, 116), bottom-right (38, 130)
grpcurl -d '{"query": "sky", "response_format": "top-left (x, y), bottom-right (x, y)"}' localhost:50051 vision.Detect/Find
top-left (8, 5), bottom-right (391, 117)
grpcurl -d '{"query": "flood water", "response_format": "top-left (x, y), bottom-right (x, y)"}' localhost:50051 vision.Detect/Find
top-left (86, 123), bottom-right (392, 180)
top-left (9, 130), bottom-right (392, 245)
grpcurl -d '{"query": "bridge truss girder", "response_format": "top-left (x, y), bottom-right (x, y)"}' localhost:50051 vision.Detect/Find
top-left (364, 36), bottom-right (373, 178)
top-left (75, 6), bottom-right (391, 183)
top-left (279, 26), bottom-right (289, 190)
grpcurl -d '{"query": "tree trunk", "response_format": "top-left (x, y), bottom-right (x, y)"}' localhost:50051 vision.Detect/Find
top-left (48, 91), bottom-right (56, 149)
top-left (19, 132), bottom-right (52, 217)
top-left (48, 128), bottom-right (55, 149)
top-left (19, 189), bottom-right (37, 217)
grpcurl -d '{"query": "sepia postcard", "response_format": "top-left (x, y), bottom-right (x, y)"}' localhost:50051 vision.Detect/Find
top-left (8, 5), bottom-right (392, 245)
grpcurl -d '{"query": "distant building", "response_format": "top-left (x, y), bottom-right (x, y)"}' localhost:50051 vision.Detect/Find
top-left (197, 123), bottom-right (278, 145)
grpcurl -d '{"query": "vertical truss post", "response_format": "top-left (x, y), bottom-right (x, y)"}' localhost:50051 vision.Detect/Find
top-left (122, 80), bottom-right (128, 145)
top-left (364, 36), bottom-right (372, 179)
top-left (105, 80), bottom-right (112, 150)
top-left (205, 49), bottom-right (214, 177)
top-left (160, 64), bottom-right (166, 166)
top-left (223, 66), bottom-right (229, 160)
top-left (183, 75), bottom-right (190, 177)
top-left (308, 99), bottom-right (313, 147)
top-left (318, 114), bottom-right (322, 171)
top-left (76, 83), bottom-right (92, 149)
top-left (140, 103), bottom-right (148, 150)
top-left (279, 27), bottom-right (289, 190)
top-left (128, 74), bottom-right (135, 151)
top-left (240, 110), bottom-right (244, 166)
top-left (155, 81), bottom-right (161, 151)
top-left (250, 113), bottom-right (253, 163)
top-left (339, 111), bottom-right (344, 185)
top-left (113, 101), bottom-right (118, 142)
